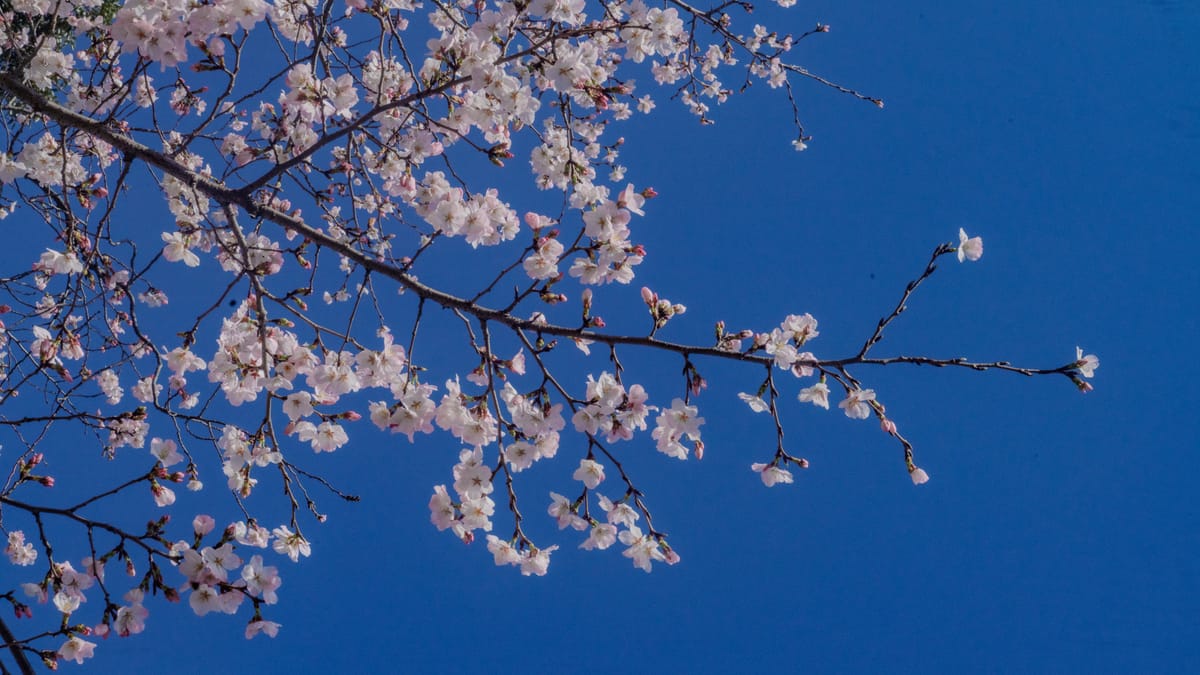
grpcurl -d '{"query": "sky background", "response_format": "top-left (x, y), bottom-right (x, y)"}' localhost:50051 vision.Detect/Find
top-left (8, 0), bottom-right (1199, 672)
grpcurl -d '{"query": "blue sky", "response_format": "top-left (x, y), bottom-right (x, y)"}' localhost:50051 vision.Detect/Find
top-left (7, 1), bottom-right (1199, 672)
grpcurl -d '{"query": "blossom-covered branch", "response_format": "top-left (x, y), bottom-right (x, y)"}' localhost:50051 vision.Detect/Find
top-left (0, 0), bottom-right (1096, 667)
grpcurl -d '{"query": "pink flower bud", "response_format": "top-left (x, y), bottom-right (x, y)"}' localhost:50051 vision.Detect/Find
top-left (641, 287), bottom-right (655, 305)
top-left (193, 515), bottom-right (216, 536)
top-left (38, 476), bottom-right (54, 487)
top-left (881, 419), bottom-right (897, 435)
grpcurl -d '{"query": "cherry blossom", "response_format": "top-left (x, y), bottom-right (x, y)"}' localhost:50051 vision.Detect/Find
top-left (838, 389), bottom-right (877, 420)
top-left (5, 531), bottom-right (37, 566)
top-left (486, 536), bottom-right (522, 567)
top-left (242, 555), bottom-right (282, 604)
top-left (957, 228), bottom-right (984, 262)
top-left (751, 463), bottom-right (795, 487)
top-left (114, 595), bottom-right (149, 637)
top-left (246, 620), bottom-right (282, 639)
top-left (1075, 347), bottom-right (1100, 378)
top-left (738, 393), bottom-right (770, 413)
top-left (36, 248), bottom-right (84, 276)
top-left (580, 523), bottom-right (619, 551)
top-left (619, 526), bottom-right (666, 573)
top-left (651, 399), bottom-right (705, 460)
top-left (271, 527), bottom-right (311, 562)
top-left (150, 438), bottom-right (183, 466)
top-left (573, 459), bottom-right (606, 489)
top-left (798, 381), bottom-right (831, 409)
top-left (548, 492), bottom-right (585, 530)
top-left (519, 546), bottom-right (558, 577)
top-left (58, 636), bottom-right (97, 664)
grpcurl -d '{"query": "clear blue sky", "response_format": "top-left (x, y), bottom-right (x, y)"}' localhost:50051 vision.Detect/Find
top-left (17, 1), bottom-right (1199, 672)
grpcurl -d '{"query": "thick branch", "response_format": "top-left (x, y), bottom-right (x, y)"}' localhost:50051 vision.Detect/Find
top-left (0, 72), bottom-right (1066, 378)
top-left (0, 615), bottom-right (34, 675)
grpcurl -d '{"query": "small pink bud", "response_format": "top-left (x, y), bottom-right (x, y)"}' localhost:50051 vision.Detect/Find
top-left (881, 418), bottom-right (897, 435)
top-left (193, 515), bottom-right (216, 535)
top-left (38, 476), bottom-right (54, 487)
top-left (664, 550), bottom-right (681, 565)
